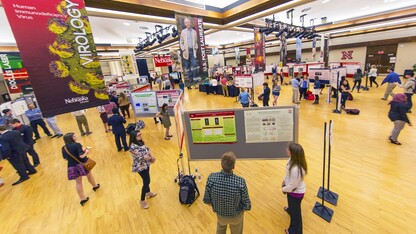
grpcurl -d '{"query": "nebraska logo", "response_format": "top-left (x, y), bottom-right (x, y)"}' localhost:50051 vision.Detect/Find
top-left (65, 96), bottom-right (89, 104)
top-left (154, 56), bottom-right (172, 67)
top-left (341, 51), bottom-right (353, 60)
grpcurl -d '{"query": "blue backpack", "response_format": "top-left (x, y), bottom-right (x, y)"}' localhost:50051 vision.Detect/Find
top-left (179, 175), bottom-right (200, 206)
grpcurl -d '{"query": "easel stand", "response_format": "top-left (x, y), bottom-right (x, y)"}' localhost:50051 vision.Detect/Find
top-left (313, 122), bottom-right (335, 222)
top-left (363, 73), bottom-right (370, 91)
top-left (174, 152), bottom-right (186, 183)
top-left (332, 72), bottom-right (341, 114)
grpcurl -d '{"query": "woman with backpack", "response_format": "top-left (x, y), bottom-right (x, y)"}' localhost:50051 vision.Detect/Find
top-left (129, 130), bottom-right (157, 209)
top-left (282, 142), bottom-right (308, 234)
top-left (388, 93), bottom-right (412, 145)
top-left (352, 68), bottom-right (364, 93)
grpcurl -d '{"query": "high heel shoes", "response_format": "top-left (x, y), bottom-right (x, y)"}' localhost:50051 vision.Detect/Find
top-left (80, 197), bottom-right (89, 206)
top-left (93, 184), bottom-right (100, 192)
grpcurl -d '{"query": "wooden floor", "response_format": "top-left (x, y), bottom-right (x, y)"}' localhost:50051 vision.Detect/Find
top-left (0, 78), bottom-right (415, 234)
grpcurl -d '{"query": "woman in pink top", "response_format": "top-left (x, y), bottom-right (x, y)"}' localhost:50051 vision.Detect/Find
top-left (221, 77), bottom-right (228, 97)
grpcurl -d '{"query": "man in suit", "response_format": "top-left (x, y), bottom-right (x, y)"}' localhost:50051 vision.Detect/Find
top-left (10, 119), bottom-right (40, 167)
top-left (180, 17), bottom-right (198, 84)
top-left (108, 108), bottom-right (129, 152)
top-left (0, 125), bottom-right (37, 186)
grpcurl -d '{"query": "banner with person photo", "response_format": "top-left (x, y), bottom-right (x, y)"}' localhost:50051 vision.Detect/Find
top-left (2, 0), bottom-right (108, 116)
top-left (235, 47), bottom-right (240, 65)
top-left (253, 28), bottom-right (265, 72)
top-left (0, 52), bottom-right (32, 94)
top-left (175, 14), bottom-right (208, 87)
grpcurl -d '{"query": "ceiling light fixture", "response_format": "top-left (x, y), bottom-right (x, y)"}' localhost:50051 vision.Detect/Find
top-left (322, 0), bottom-right (330, 3)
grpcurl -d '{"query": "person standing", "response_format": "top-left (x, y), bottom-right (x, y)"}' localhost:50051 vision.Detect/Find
top-left (118, 92), bottom-right (131, 119)
top-left (25, 104), bottom-right (52, 139)
top-left (203, 152), bottom-right (251, 234)
top-left (387, 93), bottom-right (412, 145)
top-left (395, 71), bottom-right (415, 113)
top-left (61, 133), bottom-right (100, 206)
top-left (162, 77), bottom-right (172, 90)
top-left (272, 79), bottom-right (281, 106)
top-left (155, 76), bottom-right (162, 90)
top-left (45, 116), bottom-right (64, 138)
top-left (10, 119), bottom-right (40, 167)
top-left (180, 17), bottom-right (198, 83)
top-left (351, 68), bottom-right (364, 93)
top-left (210, 77), bottom-right (218, 95)
top-left (0, 109), bottom-right (13, 128)
top-left (238, 88), bottom-right (251, 108)
top-left (129, 130), bottom-right (157, 209)
top-left (0, 125), bottom-right (37, 186)
top-left (291, 76), bottom-right (300, 104)
top-left (299, 76), bottom-right (309, 100)
top-left (108, 108), bottom-right (129, 152)
top-left (282, 142), bottom-right (308, 234)
top-left (71, 110), bottom-right (92, 136)
top-left (260, 82), bottom-right (271, 107)
top-left (97, 105), bottom-right (111, 132)
top-left (340, 79), bottom-right (351, 109)
top-left (381, 67), bottom-right (401, 100)
top-left (156, 103), bottom-right (172, 140)
top-left (110, 91), bottom-right (120, 108)
top-left (221, 76), bottom-right (228, 97)
top-left (368, 65), bottom-right (379, 88)
top-left (312, 76), bottom-right (321, 105)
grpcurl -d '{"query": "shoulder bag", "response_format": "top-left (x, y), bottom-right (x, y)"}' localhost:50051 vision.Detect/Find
top-left (64, 146), bottom-right (96, 171)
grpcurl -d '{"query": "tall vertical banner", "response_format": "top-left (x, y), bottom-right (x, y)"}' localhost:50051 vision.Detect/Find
top-left (2, 0), bottom-right (108, 116)
top-left (296, 37), bottom-right (302, 62)
top-left (320, 34), bottom-right (325, 61)
top-left (253, 28), bottom-right (265, 72)
top-left (120, 49), bottom-right (139, 79)
top-left (246, 48), bottom-right (252, 66)
top-left (0, 52), bottom-right (32, 94)
top-left (280, 33), bottom-right (288, 66)
top-left (312, 37), bottom-right (317, 61)
top-left (176, 14), bottom-right (208, 87)
top-left (235, 47), bottom-right (240, 65)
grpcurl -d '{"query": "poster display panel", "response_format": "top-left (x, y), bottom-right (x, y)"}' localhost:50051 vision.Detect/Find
top-left (2, 0), bottom-right (108, 116)
top-left (309, 68), bottom-right (331, 82)
top-left (234, 75), bottom-right (252, 88)
top-left (342, 62), bottom-right (361, 76)
top-left (244, 108), bottom-right (294, 143)
top-left (252, 73), bottom-right (265, 87)
top-left (190, 111), bottom-right (237, 144)
top-left (176, 14), bottom-right (208, 87)
top-left (330, 67), bottom-right (347, 87)
top-left (0, 52), bottom-right (32, 94)
top-left (130, 91), bottom-right (158, 114)
top-left (156, 89), bottom-right (180, 107)
top-left (11, 100), bottom-right (29, 116)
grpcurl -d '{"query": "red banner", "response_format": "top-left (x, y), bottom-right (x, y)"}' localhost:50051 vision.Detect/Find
top-left (253, 27), bottom-right (265, 72)
top-left (2, 0), bottom-right (108, 116)
top-left (153, 55), bottom-right (173, 67)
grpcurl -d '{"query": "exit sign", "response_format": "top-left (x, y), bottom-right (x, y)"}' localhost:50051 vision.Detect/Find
top-left (377, 51), bottom-right (384, 54)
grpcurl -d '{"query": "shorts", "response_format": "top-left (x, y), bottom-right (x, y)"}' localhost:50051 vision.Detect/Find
top-left (272, 91), bottom-right (280, 96)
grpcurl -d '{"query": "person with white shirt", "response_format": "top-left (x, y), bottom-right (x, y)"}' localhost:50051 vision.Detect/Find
top-left (210, 78), bottom-right (218, 95)
top-left (282, 142), bottom-right (308, 234)
top-left (71, 110), bottom-right (92, 136)
top-left (368, 65), bottom-right (379, 88)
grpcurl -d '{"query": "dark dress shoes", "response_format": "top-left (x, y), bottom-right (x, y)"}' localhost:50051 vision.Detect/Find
top-left (12, 177), bottom-right (29, 186)
top-left (27, 170), bottom-right (37, 175)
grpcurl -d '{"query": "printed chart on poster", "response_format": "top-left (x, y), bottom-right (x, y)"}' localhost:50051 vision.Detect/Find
top-left (234, 75), bottom-right (252, 88)
top-left (190, 111), bottom-right (237, 144)
top-left (130, 92), bottom-right (158, 114)
top-left (157, 90), bottom-right (180, 107)
top-left (244, 108), bottom-right (294, 143)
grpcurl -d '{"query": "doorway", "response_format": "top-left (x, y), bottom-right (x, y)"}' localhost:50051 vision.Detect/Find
top-left (365, 44), bottom-right (398, 74)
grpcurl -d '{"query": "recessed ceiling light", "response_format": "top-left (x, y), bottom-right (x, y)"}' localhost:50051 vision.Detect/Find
top-left (322, 0), bottom-right (330, 3)
top-left (139, 26), bottom-right (149, 30)
top-left (123, 22), bottom-right (131, 26)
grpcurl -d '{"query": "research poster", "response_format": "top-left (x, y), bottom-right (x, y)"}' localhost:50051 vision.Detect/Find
top-left (130, 91), bottom-right (158, 114)
top-left (190, 111), bottom-right (237, 144)
top-left (244, 108), bottom-right (294, 143)
top-left (234, 75), bottom-right (252, 88)
top-left (156, 90), bottom-right (180, 107)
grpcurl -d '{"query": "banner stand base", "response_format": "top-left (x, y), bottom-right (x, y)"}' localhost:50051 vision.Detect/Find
top-left (317, 187), bottom-right (339, 206)
top-left (313, 202), bottom-right (333, 222)
top-left (332, 110), bottom-right (341, 114)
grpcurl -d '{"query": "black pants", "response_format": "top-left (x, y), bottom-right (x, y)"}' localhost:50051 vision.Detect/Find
top-left (369, 76), bottom-right (379, 87)
top-left (8, 153), bottom-right (35, 180)
top-left (299, 88), bottom-right (307, 99)
top-left (138, 168), bottom-right (150, 201)
top-left (405, 93), bottom-right (413, 110)
top-left (341, 92), bottom-right (349, 107)
top-left (153, 117), bottom-right (162, 123)
top-left (114, 132), bottom-right (128, 151)
top-left (352, 80), bottom-right (362, 92)
top-left (27, 145), bottom-right (40, 165)
top-left (287, 194), bottom-right (303, 234)
top-left (314, 95), bottom-right (319, 103)
top-left (120, 104), bottom-right (130, 118)
top-left (263, 98), bottom-right (269, 107)
top-left (30, 119), bottom-right (51, 138)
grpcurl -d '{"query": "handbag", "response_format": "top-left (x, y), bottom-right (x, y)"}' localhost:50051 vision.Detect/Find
top-left (64, 146), bottom-right (96, 171)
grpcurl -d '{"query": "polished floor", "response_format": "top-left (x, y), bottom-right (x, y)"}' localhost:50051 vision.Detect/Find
top-left (0, 77), bottom-right (414, 234)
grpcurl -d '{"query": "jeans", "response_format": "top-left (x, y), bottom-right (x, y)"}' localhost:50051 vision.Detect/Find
top-left (114, 132), bottom-right (128, 151)
top-left (341, 92), bottom-right (349, 108)
top-left (138, 168), bottom-right (150, 201)
top-left (30, 119), bottom-right (51, 138)
top-left (369, 76), bottom-right (378, 87)
top-left (299, 88), bottom-right (308, 99)
top-left (287, 194), bottom-right (303, 234)
top-left (263, 98), bottom-right (269, 106)
top-left (45, 116), bottom-right (62, 135)
top-left (184, 49), bottom-right (198, 82)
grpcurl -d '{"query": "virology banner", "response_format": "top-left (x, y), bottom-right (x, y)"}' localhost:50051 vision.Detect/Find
top-left (2, 0), bottom-right (108, 116)
top-left (253, 28), bottom-right (265, 72)
top-left (235, 47), bottom-right (240, 65)
top-left (176, 14), bottom-right (208, 87)
top-left (0, 52), bottom-right (32, 94)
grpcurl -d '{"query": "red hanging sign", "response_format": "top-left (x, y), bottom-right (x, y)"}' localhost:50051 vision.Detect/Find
top-left (153, 55), bottom-right (173, 67)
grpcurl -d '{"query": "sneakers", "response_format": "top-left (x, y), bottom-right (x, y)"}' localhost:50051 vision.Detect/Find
top-left (146, 192), bottom-right (157, 198)
top-left (140, 200), bottom-right (149, 209)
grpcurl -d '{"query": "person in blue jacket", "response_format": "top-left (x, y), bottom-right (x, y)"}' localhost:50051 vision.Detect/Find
top-left (381, 67), bottom-right (401, 100)
top-left (108, 108), bottom-right (129, 152)
top-left (312, 76), bottom-right (321, 105)
top-left (238, 88), bottom-right (251, 108)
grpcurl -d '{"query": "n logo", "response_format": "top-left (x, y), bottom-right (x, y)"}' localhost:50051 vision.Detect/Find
top-left (341, 51), bottom-right (353, 60)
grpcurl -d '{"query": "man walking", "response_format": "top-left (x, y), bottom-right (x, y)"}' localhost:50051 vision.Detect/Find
top-left (108, 108), bottom-right (129, 152)
top-left (260, 82), bottom-right (271, 106)
top-left (238, 88), bottom-right (251, 108)
top-left (25, 104), bottom-right (52, 139)
top-left (203, 152), bottom-right (251, 234)
top-left (381, 67), bottom-right (401, 100)
top-left (71, 109), bottom-right (92, 136)
top-left (10, 119), bottom-right (41, 167)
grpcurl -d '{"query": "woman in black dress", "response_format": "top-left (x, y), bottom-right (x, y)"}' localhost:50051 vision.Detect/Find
top-left (62, 133), bottom-right (100, 206)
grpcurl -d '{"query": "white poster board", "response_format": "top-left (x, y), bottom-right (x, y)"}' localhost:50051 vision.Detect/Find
top-left (11, 100), bottom-right (29, 116)
top-left (234, 75), bottom-right (253, 88)
top-left (329, 62), bottom-right (341, 69)
top-left (252, 72), bottom-right (265, 87)
top-left (130, 91), bottom-right (159, 114)
top-left (309, 68), bottom-right (331, 82)
top-left (330, 67), bottom-right (347, 87)
top-left (342, 62), bottom-right (361, 76)
top-left (244, 108), bottom-right (294, 143)
top-left (174, 92), bottom-right (185, 150)
top-left (156, 90), bottom-right (181, 107)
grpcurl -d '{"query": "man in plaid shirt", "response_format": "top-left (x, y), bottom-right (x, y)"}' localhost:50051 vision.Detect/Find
top-left (203, 152), bottom-right (251, 234)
